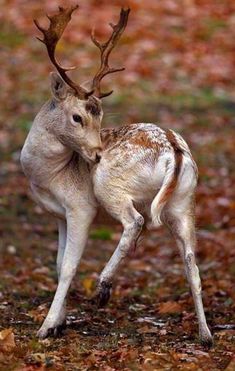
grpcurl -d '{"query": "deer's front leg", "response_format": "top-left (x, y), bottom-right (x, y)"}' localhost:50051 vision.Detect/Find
top-left (53, 219), bottom-right (67, 329)
top-left (57, 219), bottom-right (67, 279)
top-left (96, 202), bottom-right (144, 307)
top-left (37, 208), bottom-right (95, 339)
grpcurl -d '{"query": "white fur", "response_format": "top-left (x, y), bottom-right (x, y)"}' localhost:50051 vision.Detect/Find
top-left (150, 152), bottom-right (175, 227)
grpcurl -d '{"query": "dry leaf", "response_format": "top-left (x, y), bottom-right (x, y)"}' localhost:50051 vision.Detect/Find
top-left (226, 358), bottom-right (235, 371)
top-left (0, 328), bottom-right (16, 352)
top-left (28, 304), bottom-right (48, 323)
top-left (82, 277), bottom-right (94, 295)
top-left (137, 325), bottom-right (159, 334)
top-left (158, 301), bottom-right (182, 314)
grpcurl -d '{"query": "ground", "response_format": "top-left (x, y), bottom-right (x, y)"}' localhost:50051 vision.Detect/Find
top-left (0, 1), bottom-right (235, 370)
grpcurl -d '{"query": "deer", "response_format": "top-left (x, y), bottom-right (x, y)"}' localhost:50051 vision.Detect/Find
top-left (20, 5), bottom-right (213, 346)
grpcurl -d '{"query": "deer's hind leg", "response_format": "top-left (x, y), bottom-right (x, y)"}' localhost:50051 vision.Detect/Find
top-left (162, 195), bottom-right (213, 346)
top-left (96, 199), bottom-right (144, 307)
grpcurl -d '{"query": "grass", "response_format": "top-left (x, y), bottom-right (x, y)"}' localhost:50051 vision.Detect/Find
top-left (0, 24), bottom-right (25, 48)
top-left (103, 85), bottom-right (234, 127)
top-left (90, 227), bottom-right (113, 241)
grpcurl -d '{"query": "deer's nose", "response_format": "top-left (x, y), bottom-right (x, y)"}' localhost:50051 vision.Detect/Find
top-left (95, 153), bottom-right (101, 163)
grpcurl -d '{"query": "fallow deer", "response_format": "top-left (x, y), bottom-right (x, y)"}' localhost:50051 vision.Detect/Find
top-left (20, 5), bottom-right (213, 346)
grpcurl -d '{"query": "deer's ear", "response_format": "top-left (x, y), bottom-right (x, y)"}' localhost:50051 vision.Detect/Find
top-left (50, 72), bottom-right (68, 101)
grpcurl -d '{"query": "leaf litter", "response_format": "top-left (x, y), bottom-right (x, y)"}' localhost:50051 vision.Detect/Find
top-left (0, 0), bottom-right (235, 370)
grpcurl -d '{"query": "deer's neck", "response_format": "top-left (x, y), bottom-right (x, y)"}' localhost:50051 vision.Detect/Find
top-left (21, 116), bottom-right (76, 189)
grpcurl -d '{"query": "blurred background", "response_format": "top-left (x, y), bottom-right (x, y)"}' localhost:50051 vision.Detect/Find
top-left (0, 0), bottom-right (234, 369)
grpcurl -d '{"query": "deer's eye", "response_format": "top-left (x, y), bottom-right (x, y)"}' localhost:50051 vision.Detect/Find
top-left (72, 114), bottom-right (83, 125)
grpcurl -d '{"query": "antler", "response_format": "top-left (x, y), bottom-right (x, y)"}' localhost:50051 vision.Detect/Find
top-left (34, 5), bottom-right (93, 99)
top-left (91, 8), bottom-right (130, 98)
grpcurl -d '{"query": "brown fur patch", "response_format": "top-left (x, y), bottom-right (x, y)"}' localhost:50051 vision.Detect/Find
top-left (101, 128), bottom-right (157, 151)
top-left (101, 128), bottom-right (118, 149)
top-left (85, 97), bottom-right (101, 116)
top-left (129, 131), bottom-right (156, 148)
top-left (159, 129), bottom-right (183, 204)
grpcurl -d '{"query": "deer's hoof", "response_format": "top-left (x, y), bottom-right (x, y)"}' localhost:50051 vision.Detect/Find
top-left (199, 329), bottom-right (213, 348)
top-left (96, 281), bottom-right (112, 308)
top-left (37, 321), bottom-right (66, 339)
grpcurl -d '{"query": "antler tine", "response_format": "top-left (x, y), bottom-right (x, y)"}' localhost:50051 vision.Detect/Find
top-left (91, 8), bottom-right (130, 98)
top-left (34, 5), bottom-right (93, 99)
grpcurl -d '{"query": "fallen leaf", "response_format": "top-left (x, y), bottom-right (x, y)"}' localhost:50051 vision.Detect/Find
top-left (28, 304), bottom-right (48, 323)
top-left (226, 358), bottom-right (235, 371)
top-left (25, 353), bottom-right (45, 365)
top-left (0, 328), bottom-right (16, 352)
top-left (137, 325), bottom-right (159, 334)
top-left (158, 301), bottom-right (182, 314)
top-left (82, 277), bottom-right (95, 295)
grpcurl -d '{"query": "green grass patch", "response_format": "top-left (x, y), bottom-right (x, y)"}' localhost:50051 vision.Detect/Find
top-left (90, 227), bottom-right (113, 241)
top-left (17, 116), bottom-right (32, 133)
top-left (0, 24), bottom-right (25, 48)
top-left (202, 18), bottom-right (227, 38)
top-left (105, 85), bottom-right (231, 122)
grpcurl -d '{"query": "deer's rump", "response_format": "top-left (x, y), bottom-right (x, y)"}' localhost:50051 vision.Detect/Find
top-left (93, 123), bottom-right (197, 222)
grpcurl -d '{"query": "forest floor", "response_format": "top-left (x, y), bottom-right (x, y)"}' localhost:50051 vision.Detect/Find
top-left (0, 1), bottom-right (235, 370)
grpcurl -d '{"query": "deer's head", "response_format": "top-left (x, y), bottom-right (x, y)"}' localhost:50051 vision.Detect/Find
top-left (34, 5), bottom-right (130, 163)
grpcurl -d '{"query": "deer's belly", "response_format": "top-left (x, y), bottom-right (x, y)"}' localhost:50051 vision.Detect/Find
top-left (92, 152), bottom-right (169, 206)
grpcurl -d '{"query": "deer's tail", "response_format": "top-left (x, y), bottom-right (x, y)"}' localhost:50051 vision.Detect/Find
top-left (150, 129), bottom-right (184, 227)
